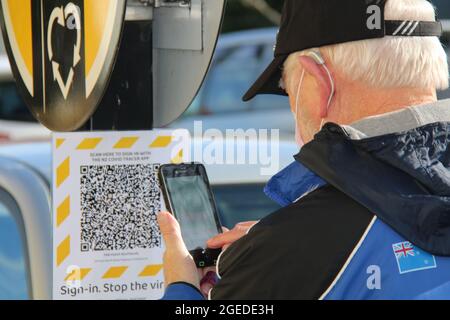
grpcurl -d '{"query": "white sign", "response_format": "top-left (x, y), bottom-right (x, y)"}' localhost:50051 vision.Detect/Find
top-left (52, 130), bottom-right (189, 300)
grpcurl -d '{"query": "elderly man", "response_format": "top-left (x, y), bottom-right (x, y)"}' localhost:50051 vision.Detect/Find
top-left (158, 0), bottom-right (450, 299)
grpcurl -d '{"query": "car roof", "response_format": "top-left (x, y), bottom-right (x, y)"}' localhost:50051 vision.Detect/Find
top-left (0, 142), bottom-right (52, 179)
top-left (0, 138), bottom-right (299, 185)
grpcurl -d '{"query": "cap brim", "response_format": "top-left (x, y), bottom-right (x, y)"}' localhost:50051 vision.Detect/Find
top-left (242, 55), bottom-right (288, 102)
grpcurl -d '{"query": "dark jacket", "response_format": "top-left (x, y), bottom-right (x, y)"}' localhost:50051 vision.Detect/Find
top-left (163, 101), bottom-right (450, 300)
top-left (210, 103), bottom-right (450, 299)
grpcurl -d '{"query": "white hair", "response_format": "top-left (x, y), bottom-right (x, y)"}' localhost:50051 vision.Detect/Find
top-left (282, 0), bottom-right (449, 91)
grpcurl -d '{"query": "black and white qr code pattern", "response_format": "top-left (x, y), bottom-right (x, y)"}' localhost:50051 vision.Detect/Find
top-left (80, 164), bottom-right (162, 252)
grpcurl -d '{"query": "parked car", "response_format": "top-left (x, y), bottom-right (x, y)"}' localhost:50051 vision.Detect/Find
top-left (0, 28), bottom-right (294, 143)
top-left (169, 28), bottom-right (294, 138)
top-left (0, 56), bottom-right (51, 142)
top-left (0, 137), bottom-right (298, 299)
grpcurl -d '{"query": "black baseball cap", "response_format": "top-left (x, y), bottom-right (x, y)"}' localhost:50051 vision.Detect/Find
top-left (242, 0), bottom-right (443, 101)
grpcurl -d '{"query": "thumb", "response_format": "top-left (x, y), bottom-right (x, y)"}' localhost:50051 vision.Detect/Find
top-left (157, 211), bottom-right (188, 252)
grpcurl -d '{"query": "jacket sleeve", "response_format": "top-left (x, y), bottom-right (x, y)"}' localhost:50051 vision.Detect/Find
top-left (161, 282), bottom-right (205, 300)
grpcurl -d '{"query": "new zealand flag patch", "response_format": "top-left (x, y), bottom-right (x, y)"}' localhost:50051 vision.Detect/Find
top-left (392, 241), bottom-right (437, 274)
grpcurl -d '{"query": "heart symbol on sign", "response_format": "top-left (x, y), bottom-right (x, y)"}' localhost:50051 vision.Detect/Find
top-left (47, 3), bottom-right (81, 100)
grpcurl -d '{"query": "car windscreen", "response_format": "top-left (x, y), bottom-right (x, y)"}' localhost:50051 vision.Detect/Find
top-left (433, 0), bottom-right (450, 19)
top-left (212, 183), bottom-right (281, 229)
top-left (0, 82), bottom-right (35, 122)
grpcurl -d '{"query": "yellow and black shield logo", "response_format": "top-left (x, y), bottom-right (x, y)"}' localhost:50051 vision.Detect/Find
top-left (0, 0), bottom-right (126, 131)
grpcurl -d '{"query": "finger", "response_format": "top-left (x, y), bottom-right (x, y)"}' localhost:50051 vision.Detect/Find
top-left (197, 266), bottom-right (215, 284)
top-left (157, 211), bottom-right (188, 252)
top-left (237, 221), bottom-right (259, 227)
top-left (201, 282), bottom-right (214, 298)
top-left (206, 227), bottom-right (228, 248)
top-left (208, 221), bottom-right (259, 248)
top-left (201, 267), bottom-right (217, 277)
top-left (207, 228), bottom-right (245, 248)
top-left (200, 271), bottom-right (218, 298)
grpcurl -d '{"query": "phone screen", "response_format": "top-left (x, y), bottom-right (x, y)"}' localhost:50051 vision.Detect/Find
top-left (165, 174), bottom-right (220, 251)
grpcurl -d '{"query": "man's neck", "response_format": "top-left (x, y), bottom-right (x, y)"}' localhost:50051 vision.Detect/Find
top-left (329, 80), bottom-right (438, 125)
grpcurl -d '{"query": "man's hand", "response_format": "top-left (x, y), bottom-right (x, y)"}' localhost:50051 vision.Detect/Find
top-left (157, 211), bottom-right (200, 290)
top-left (207, 221), bottom-right (259, 251)
top-left (196, 221), bottom-right (260, 297)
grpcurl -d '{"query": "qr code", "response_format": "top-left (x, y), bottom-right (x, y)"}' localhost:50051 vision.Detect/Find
top-left (80, 164), bottom-right (162, 252)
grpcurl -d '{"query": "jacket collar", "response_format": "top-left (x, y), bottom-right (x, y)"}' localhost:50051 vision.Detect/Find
top-left (265, 99), bottom-right (450, 207)
top-left (344, 99), bottom-right (450, 139)
top-left (264, 160), bottom-right (326, 207)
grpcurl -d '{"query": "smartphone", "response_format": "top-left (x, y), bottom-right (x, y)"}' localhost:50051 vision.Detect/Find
top-left (158, 163), bottom-right (222, 267)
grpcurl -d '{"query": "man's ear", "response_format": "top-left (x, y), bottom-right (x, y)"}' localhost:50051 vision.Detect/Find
top-left (298, 54), bottom-right (334, 118)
